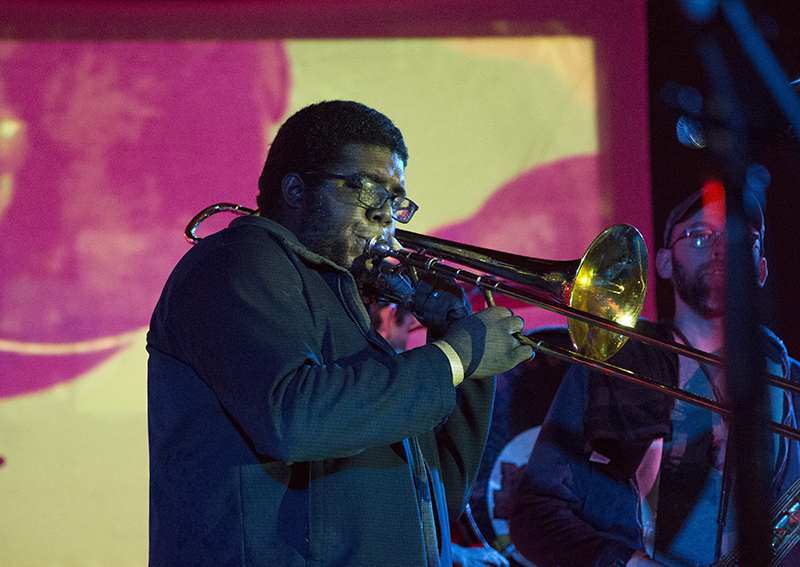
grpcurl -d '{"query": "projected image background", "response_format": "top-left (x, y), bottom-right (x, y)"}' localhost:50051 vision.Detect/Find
top-left (0, 29), bottom-right (650, 565)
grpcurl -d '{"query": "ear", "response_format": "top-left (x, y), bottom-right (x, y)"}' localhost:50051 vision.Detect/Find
top-left (757, 256), bottom-right (768, 288)
top-left (655, 248), bottom-right (673, 280)
top-left (281, 173), bottom-right (305, 209)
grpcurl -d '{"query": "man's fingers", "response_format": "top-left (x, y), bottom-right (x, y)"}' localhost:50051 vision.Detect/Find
top-left (509, 315), bottom-right (524, 334)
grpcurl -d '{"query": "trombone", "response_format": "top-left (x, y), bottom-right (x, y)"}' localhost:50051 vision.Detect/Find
top-left (184, 202), bottom-right (800, 442)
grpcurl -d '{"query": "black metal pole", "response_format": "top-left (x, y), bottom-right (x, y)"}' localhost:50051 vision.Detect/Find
top-left (689, 3), bottom-right (772, 563)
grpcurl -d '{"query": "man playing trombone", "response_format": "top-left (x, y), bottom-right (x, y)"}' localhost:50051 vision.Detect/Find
top-left (146, 100), bottom-right (532, 567)
top-left (508, 182), bottom-right (800, 566)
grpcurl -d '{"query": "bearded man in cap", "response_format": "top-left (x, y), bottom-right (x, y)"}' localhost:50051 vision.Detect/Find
top-left (508, 182), bottom-right (800, 567)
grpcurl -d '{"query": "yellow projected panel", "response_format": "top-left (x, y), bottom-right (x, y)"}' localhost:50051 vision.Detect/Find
top-left (287, 37), bottom-right (597, 233)
top-left (0, 36), bottom-right (597, 565)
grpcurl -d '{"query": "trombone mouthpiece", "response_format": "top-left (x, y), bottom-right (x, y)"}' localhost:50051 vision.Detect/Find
top-left (366, 234), bottom-right (393, 258)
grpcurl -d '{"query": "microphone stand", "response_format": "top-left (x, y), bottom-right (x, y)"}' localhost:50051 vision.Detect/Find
top-left (676, 1), bottom-right (800, 564)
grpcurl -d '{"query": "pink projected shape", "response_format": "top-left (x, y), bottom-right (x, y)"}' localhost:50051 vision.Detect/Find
top-left (0, 41), bottom-right (290, 398)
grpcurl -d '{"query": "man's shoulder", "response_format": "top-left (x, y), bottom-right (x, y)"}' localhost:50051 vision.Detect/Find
top-left (601, 317), bottom-right (677, 387)
top-left (762, 325), bottom-right (787, 354)
top-left (222, 215), bottom-right (291, 248)
top-left (615, 317), bottom-right (674, 358)
top-left (160, 216), bottom-right (296, 297)
top-left (633, 317), bottom-right (673, 340)
top-left (762, 325), bottom-right (794, 378)
top-left (185, 215), bottom-right (304, 266)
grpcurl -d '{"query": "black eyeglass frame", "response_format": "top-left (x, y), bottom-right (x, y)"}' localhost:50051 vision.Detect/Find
top-left (303, 172), bottom-right (418, 223)
top-left (670, 227), bottom-right (762, 254)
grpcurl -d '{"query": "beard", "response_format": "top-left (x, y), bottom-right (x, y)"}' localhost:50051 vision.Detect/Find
top-left (671, 255), bottom-right (725, 319)
top-left (294, 194), bottom-right (348, 266)
top-left (292, 190), bottom-right (373, 286)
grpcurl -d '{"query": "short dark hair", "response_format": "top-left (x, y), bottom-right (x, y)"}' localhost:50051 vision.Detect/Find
top-left (256, 100), bottom-right (408, 216)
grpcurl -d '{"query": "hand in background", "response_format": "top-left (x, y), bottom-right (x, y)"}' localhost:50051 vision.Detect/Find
top-left (452, 543), bottom-right (510, 567)
top-left (627, 551), bottom-right (668, 567)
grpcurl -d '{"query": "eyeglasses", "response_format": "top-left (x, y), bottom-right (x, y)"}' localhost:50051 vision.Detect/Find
top-left (304, 172), bottom-right (418, 223)
top-left (671, 228), bottom-right (762, 252)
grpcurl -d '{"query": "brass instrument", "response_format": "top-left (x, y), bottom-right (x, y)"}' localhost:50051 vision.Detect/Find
top-left (183, 202), bottom-right (800, 442)
top-left (366, 225), bottom-right (648, 362)
top-left (185, 202), bottom-right (647, 362)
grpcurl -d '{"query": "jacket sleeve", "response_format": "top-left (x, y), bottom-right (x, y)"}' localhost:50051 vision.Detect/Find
top-left (508, 365), bottom-right (642, 567)
top-left (432, 375), bottom-right (497, 519)
top-left (150, 233), bottom-right (457, 463)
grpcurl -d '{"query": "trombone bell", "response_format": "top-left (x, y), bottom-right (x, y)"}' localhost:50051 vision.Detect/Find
top-left (389, 224), bottom-right (647, 361)
top-left (568, 224), bottom-right (648, 361)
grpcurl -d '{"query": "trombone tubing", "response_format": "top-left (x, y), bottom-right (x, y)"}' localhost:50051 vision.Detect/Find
top-left (384, 237), bottom-right (800, 399)
top-left (379, 240), bottom-right (800, 440)
top-left (182, 203), bottom-right (800, 403)
top-left (522, 336), bottom-right (800, 443)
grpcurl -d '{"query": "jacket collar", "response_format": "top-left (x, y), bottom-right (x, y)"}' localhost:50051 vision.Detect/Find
top-left (230, 214), bottom-right (351, 273)
top-left (229, 215), bottom-right (373, 331)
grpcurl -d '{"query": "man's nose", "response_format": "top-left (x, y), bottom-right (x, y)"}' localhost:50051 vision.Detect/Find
top-left (710, 233), bottom-right (726, 256)
top-left (368, 200), bottom-right (393, 225)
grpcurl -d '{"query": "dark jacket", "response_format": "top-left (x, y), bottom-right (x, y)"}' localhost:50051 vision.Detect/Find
top-left (508, 320), bottom-right (800, 567)
top-left (147, 215), bottom-right (495, 567)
